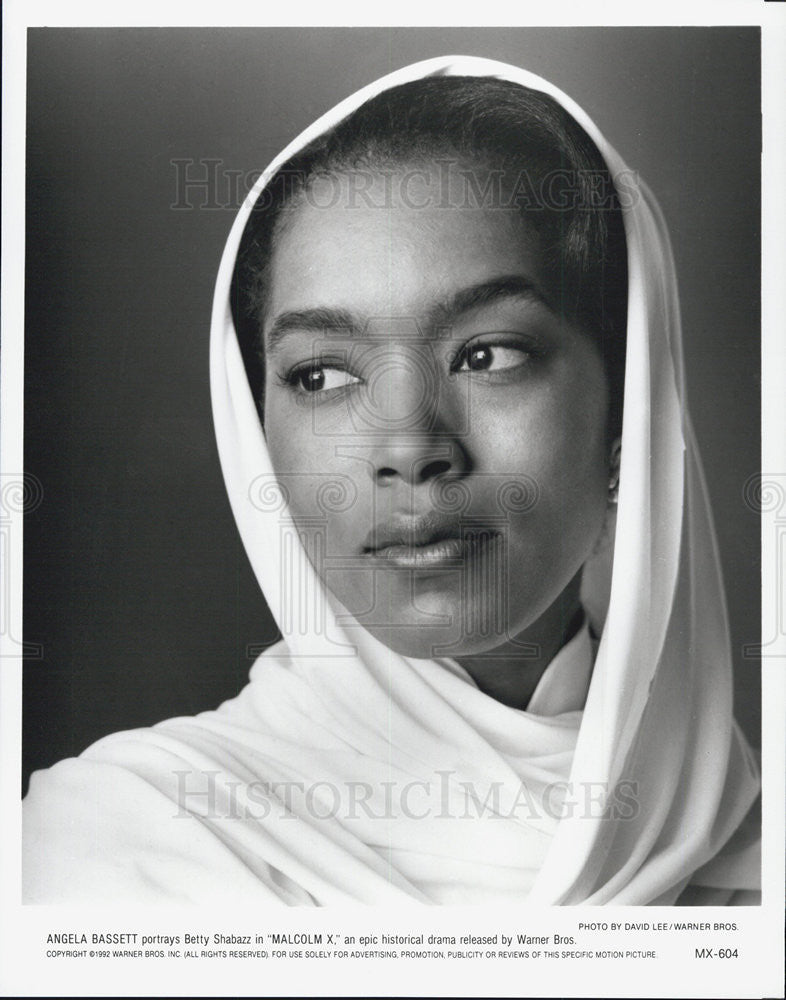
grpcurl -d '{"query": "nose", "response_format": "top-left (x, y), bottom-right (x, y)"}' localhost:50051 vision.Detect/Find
top-left (351, 343), bottom-right (470, 488)
top-left (376, 437), bottom-right (466, 488)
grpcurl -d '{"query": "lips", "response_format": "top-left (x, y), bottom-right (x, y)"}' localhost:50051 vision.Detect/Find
top-left (362, 514), bottom-right (500, 569)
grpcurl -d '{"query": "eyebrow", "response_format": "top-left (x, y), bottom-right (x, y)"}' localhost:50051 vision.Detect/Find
top-left (264, 274), bottom-right (549, 352)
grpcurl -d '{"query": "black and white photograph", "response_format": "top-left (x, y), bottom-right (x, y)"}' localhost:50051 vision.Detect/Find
top-left (2, 5), bottom-right (784, 998)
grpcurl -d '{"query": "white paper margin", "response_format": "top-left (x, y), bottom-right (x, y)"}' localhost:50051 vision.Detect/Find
top-left (2, 4), bottom-right (784, 998)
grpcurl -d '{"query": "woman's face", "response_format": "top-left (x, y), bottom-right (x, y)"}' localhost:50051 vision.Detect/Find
top-left (262, 168), bottom-right (613, 659)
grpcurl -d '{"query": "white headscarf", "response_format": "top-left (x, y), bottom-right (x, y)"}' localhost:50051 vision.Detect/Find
top-left (209, 55), bottom-right (759, 905)
top-left (24, 56), bottom-right (760, 906)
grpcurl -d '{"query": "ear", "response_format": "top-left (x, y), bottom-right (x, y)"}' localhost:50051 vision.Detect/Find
top-left (587, 437), bottom-right (622, 562)
top-left (608, 436), bottom-right (622, 505)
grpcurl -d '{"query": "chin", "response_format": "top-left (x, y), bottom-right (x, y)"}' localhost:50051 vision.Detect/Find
top-left (331, 571), bottom-right (531, 659)
top-left (356, 623), bottom-right (459, 660)
top-left (355, 613), bottom-right (520, 661)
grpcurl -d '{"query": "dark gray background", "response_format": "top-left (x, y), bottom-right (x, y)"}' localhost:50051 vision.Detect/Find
top-left (23, 27), bottom-right (761, 792)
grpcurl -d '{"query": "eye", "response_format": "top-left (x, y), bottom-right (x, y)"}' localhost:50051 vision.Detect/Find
top-left (289, 364), bottom-right (359, 394)
top-left (453, 341), bottom-right (533, 374)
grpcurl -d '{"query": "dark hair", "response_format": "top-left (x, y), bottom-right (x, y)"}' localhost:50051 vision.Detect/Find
top-left (231, 75), bottom-right (628, 435)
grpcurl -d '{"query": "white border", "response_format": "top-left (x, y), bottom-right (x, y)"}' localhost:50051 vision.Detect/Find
top-left (0, 0), bottom-right (776, 27)
top-left (2, 4), bottom-right (784, 998)
top-left (760, 6), bottom-right (786, 935)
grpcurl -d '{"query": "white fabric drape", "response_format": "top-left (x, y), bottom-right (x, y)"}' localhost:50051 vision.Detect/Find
top-left (23, 56), bottom-right (760, 906)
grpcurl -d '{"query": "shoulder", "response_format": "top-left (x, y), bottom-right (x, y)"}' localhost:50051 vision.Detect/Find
top-left (21, 647), bottom-right (305, 905)
top-left (23, 733), bottom-right (312, 904)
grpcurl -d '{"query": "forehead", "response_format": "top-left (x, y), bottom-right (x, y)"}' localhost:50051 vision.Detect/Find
top-left (264, 167), bottom-right (544, 327)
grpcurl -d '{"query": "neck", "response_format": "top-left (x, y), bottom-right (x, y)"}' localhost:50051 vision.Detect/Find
top-left (455, 576), bottom-right (584, 709)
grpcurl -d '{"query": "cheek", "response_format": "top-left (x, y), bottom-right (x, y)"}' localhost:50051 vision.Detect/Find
top-left (265, 415), bottom-right (370, 555)
top-left (468, 365), bottom-right (611, 548)
top-left (265, 415), bottom-right (303, 475)
top-left (542, 388), bottom-right (609, 499)
top-left (265, 415), bottom-right (325, 516)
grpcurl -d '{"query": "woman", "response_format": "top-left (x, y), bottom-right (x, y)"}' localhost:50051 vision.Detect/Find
top-left (23, 56), bottom-right (760, 905)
